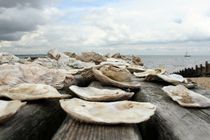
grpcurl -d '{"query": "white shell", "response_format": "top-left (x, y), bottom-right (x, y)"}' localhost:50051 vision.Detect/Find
top-left (100, 58), bottom-right (130, 69)
top-left (69, 82), bottom-right (134, 101)
top-left (0, 83), bottom-right (71, 100)
top-left (157, 74), bottom-right (186, 83)
top-left (162, 85), bottom-right (210, 107)
top-left (145, 74), bottom-right (195, 88)
top-left (48, 49), bottom-right (61, 60)
top-left (0, 52), bottom-right (20, 64)
top-left (126, 65), bottom-right (145, 73)
top-left (0, 63), bottom-right (74, 89)
top-left (134, 68), bottom-right (166, 78)
top-left (33, 57), bottom-right (60, 69)
top-left (60, 98), bottom-right (156, 124)
top-left (0, 100), bottom-right (26, 123)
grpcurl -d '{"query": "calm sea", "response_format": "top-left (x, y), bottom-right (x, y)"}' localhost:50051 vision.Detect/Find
top-left (141, 55), bottom-right (210, 73)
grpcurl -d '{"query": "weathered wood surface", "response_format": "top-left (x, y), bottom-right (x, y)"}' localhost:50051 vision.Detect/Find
top-left (134, 81), bottom-right (210, 140)
top-left (0, 100), bottom-right (66, 140)
top-left (52, 116), bottom-right (142, 140)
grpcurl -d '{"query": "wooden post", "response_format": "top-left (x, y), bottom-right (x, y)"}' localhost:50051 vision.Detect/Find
top-left (206, 61), bottom-right (208, 76)
top-left (195, 65), bottom-right (198, 76)
top-left (200, 64), bottom-right (203, 76)
top-left (191, 67), bottom-right (194, 77)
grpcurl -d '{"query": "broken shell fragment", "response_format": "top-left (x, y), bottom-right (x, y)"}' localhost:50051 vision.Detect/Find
top-left (134, 68), bottom-right (166, 78)
top-left (0, 83), bottom-right (71, 100)
top-left (60, 98), bottom-right (156, 124)
top-left (69, 82), bottom-right (134, 101)
top-left (162, 85), bottom-right (210, 107)
top-left (0, 100), bottom-right (26, 123)
top-left (92, 65), bottom-right (141, 89)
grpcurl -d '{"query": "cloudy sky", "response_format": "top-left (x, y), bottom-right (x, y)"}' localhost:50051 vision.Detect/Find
top-left (0, 0), bottom-right (210, 55)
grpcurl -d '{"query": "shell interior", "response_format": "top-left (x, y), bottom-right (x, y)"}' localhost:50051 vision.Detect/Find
top-left (162, 85), bottom-right (210, 107)
top-left (134, 68), bottom-right (166, 78)
top-left (0, 83), bottom-right (70, 100)
top-left (0, 100), bottom-right (26, 123)
top-left (69, 82), bottom-right (134, 101)
top-left (92, 66), bottom-right (141, 89)
top-left (60, 98), bottom-right (156, 124)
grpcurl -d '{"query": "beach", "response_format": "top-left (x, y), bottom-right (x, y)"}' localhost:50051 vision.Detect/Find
top-left (189, 77), bottom-right (210, 89)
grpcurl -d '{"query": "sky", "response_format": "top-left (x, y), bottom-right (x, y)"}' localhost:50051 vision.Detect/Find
top-left (0, 0), bottom-right (210, 55)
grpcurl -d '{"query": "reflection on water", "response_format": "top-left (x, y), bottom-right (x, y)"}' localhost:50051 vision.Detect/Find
top-left (141, 55), bottom-right (210, 73)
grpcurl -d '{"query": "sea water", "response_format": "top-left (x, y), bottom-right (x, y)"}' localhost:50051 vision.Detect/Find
top-left (141, 55), bottom-right (210, 73)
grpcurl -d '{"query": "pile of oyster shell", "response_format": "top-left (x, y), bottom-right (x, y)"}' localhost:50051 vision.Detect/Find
top-left (0, 49), bottom-right (208, 124)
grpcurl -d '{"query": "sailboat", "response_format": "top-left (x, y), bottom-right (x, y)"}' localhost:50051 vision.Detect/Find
top-left (184, 51), bottom-right (191, 57)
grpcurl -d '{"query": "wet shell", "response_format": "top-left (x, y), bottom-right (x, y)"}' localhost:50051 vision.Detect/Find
top-left (162, 85), bottom-right (210, 107)
top-left (92, 65), bottom-right (141, 89)
top-left (0, 83), bottom-right (70, 100)
top-left (0, 100), bottom-right (26, 123)
top-left (69, 82), bottom-right (134, 101)
top-left (134, 68), bottom-right (166, 78)
top-left (60, 98), bottom-right (156, 124)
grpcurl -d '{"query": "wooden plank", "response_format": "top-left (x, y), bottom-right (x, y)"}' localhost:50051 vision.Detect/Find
top-left (0, 100), bottom-right (66, 140)
top-left (52, 116), bottom-right (142, 140)
top-left (134, 81), bottom-right (210, 140)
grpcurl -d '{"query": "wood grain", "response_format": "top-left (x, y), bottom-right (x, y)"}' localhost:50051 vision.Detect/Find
top-left (0, 100), bottom-right (66, 140)
top-left (134, 81), bottom-right (210, 140)
top-left (52, 116), bottom-right (142, 140)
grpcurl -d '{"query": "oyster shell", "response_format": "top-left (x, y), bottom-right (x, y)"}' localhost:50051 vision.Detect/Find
top-left (60, 98), bottom-right (156, 124)
top-left (99, 64), bottom-right (132, 82)
top-left (0, 63), bottom-right (74, 89)
top-left (69, 82), bottom-right (134, 101)
top-left (134, 68), bottom-right (166, 78)
top-left (33, 57), bottom-right (59, 69)
top-left (0, 100), bottom-right (26, 123)
top-left (92, 65), bottom-right (141, 89)
top-left (162, 85), bottom-right (210, 107)
top-left (0, 52), bottom-right (20, 64)
top-left (145, 74), bottom-right (195, 88)
top-left (48, 49), bottom-right (61, 60)
top-left (126, 65), bottom-right (145, 73)
top-left (77, 52), bottom-right (106, 64)
top-left (100, 58), bottom-right (129, 68)
top-left (47, 49), bottom-right (96, 70)
top-left (0, 83), bottom-right (70, 100)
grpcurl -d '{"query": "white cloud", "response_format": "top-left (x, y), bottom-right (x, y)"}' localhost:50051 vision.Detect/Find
top-left (1, 0), bottom-right (210, 54)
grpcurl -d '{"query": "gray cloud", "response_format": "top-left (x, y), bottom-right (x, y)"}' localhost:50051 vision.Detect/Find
top-left (0, 0), bottom-right (47, 41)
top-left (0, 0), bottom-right (45, 8)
